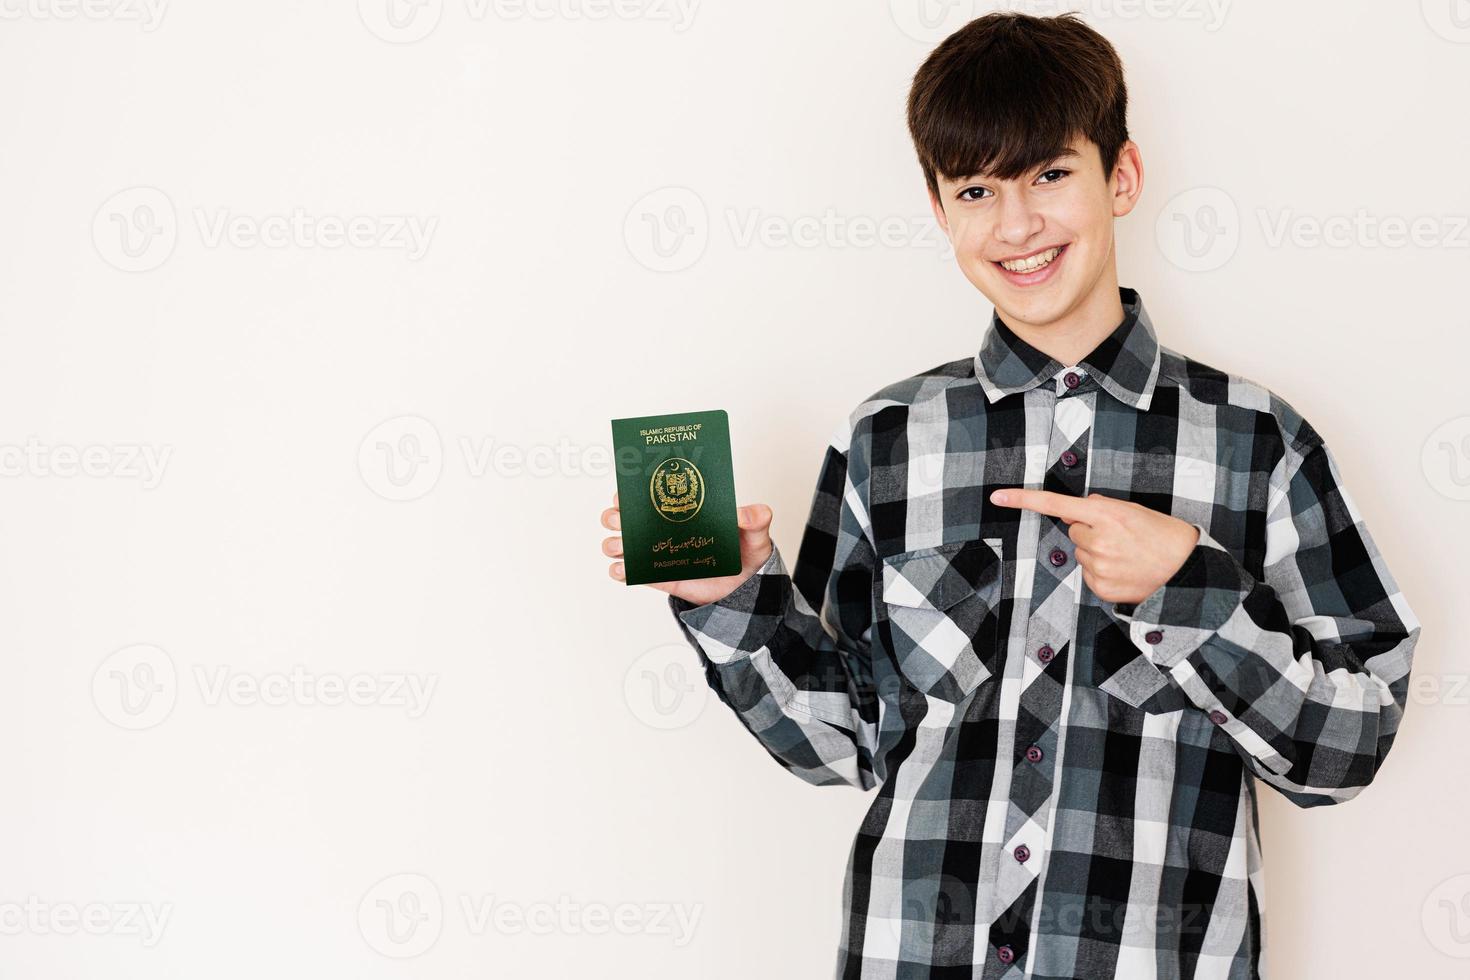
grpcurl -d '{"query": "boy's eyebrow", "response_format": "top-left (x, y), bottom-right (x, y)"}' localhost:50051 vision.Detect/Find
top-left (959, 149), bottom-right (1083, 182)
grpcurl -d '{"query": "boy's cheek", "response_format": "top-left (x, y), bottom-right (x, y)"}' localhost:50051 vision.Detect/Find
top-left (943, 222), bottom-right (984, 256)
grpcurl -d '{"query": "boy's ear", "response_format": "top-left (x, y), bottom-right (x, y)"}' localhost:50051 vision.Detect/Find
top-left (1111, 139), bottom-right (1144, 218)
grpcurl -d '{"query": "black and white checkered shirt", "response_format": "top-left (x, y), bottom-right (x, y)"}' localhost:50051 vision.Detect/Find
top-left (668, 286), bottom-right (1421, 979)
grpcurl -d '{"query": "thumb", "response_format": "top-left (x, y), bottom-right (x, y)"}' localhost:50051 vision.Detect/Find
top-left (737, 503), bottom-right (773, 540)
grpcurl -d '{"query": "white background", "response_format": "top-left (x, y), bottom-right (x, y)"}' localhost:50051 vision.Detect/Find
top-left (1, 1), bottom-right (1467, 977)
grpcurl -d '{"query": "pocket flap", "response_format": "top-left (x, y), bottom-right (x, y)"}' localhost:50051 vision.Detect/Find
top-left (1092, 617), bottom-right (1186, 712)
top-left (881, 537), bottom-right (1002, 611)
top-left (1098, 654), bottom-right (1172, 709)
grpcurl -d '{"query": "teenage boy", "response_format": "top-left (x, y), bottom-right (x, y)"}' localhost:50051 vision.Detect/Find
top-left (600, 12), bottom-right (1419, 978)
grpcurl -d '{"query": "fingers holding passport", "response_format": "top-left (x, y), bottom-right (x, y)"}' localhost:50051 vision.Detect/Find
top-left (737, 502), bottom-right (773, 551)
top-left (602, 491), bottom-right (624, 572)
top-left (603, 490), bottom-right (775, 603)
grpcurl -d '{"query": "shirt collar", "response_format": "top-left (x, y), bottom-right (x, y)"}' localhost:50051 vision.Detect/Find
top-left (973, 286), bottom-right (1162, 411)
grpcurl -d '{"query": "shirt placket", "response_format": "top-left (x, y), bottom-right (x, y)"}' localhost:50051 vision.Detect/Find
top-left (986, 367), bottom-right (1096, 977)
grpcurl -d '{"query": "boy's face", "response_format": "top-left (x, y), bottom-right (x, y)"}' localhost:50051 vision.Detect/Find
top-left (928, 137), bottom-right (1142, 331)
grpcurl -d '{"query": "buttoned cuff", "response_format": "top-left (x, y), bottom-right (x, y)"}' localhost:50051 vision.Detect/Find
top-left (1107, 523), bottom-right (1252, 669)
top-left (667, 544), bottom-right (787, 664)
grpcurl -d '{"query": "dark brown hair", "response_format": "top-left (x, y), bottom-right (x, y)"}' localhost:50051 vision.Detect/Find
top-left (906, 12), bottom-right (1129, 201)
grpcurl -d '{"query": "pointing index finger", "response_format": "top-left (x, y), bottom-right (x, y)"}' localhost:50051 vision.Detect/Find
top-left (990, 488), bottom-right (1096, 525)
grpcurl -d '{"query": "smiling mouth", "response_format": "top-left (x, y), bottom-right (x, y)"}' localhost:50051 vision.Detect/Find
top-left (994, 244), bottom-right (1067, 273)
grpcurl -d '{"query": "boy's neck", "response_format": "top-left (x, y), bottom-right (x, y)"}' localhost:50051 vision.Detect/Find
top-left (996, 275), bottom-right (1128, 369)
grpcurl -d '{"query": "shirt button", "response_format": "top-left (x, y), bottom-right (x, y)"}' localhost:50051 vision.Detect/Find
top-left (1209, 709), bottom-right (1229, 725)
top-left (997, 945), bottom-right (1016, 965)
top-left (1025, 745), bottom-right (1043, 764)
top-left (1037, 645), bottom-right (1055, 664)
top-left (1064, 371), bottom-right (1081, 389)
top-left (1060, 449), bottom-right (1078, 467)
top-left (1013, 844), bottom-right (1030, 863)
top-left (1049, 548), bottom-right (1067, 567)
top-left (1145, 629), bottom-right (1164, 645)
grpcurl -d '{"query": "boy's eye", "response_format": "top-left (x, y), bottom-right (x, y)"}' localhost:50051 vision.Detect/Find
top-left (956, 168), bottom-right (1068, 201)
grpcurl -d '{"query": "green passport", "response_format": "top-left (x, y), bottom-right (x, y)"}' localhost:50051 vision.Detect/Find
top-left (610, 409), bottom-right (742, 585)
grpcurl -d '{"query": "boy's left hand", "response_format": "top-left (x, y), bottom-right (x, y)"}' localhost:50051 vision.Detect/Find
top-left (989, 488), bottom-right (1200, 605)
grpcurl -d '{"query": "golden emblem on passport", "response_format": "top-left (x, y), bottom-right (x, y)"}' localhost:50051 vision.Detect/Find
top-left (650, 457), bottom-right (705, 523)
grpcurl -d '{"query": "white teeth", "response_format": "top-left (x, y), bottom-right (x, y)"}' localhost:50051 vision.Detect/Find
top-left (1000, 246), bottom-right (1062, 273)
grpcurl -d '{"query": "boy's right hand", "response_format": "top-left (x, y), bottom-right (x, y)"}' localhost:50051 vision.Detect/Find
top-left (601, 492), bottom-right (775, 606)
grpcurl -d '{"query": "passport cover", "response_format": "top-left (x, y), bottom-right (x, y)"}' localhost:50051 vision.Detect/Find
top-left (610, 409), bottom-right (742, 585)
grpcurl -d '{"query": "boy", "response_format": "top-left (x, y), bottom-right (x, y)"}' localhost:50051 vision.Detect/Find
top-left (600, 12), bottom-right (1419, 978)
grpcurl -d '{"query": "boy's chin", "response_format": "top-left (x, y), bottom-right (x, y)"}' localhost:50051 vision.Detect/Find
top-left (969, 270), bottom-right (1073, 325)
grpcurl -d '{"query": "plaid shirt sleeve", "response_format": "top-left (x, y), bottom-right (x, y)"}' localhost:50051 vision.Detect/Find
top-left (1108, 428), bottom-right (1421, 807)
top-left (666, 419), bottom-right (881, 790)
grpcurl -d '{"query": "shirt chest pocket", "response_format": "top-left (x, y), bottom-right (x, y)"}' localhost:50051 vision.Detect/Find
top-left (877, 536), bottom-right (1005, 703)
top-left (1091, 618), bottom-right (1192, 715)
